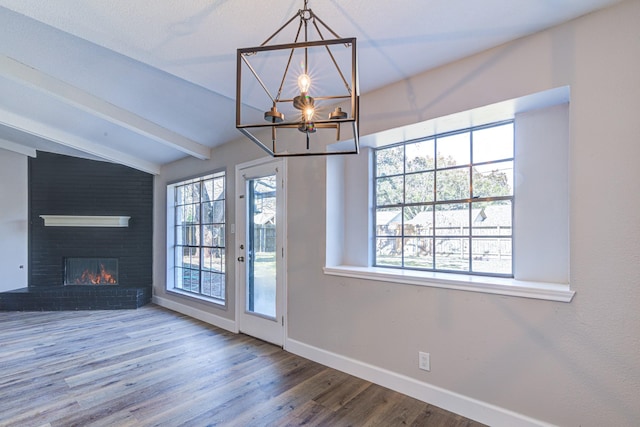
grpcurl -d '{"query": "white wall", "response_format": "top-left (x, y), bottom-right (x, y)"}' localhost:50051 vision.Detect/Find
top-left (155, 1), bottom-right (640, 426)
top-left (514, 104), bottom-right (570, 284)
top-left (0, 150), bottom-right (28, 291)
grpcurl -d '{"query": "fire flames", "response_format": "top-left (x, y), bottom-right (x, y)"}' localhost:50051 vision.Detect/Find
top-left (76, 263), bottom-right (117, 285)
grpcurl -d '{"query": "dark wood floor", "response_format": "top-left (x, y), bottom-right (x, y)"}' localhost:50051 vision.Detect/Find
top-left (0, 304), bottom-right (484, 426)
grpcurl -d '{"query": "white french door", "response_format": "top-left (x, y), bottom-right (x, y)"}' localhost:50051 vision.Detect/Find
top-left (235, 158), bottom-right (286, 346)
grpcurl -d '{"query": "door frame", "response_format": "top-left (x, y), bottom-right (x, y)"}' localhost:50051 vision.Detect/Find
top-left (235, 157), bottom-right (287, 346)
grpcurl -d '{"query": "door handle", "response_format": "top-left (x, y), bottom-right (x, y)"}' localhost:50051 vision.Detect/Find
top-left (237, 256), bottom-right (245, 262)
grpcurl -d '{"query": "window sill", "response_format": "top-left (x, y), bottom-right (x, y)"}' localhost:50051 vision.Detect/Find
top-left (167, 288), bottom-right (226, 307)
top-left (323, 265), bottom-right (574, 302)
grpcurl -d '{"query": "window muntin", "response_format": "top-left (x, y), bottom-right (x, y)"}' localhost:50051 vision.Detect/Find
top-left (374, 121), bottom-right (514, 276)
top-left (173, 172), bottom-right (226, 301)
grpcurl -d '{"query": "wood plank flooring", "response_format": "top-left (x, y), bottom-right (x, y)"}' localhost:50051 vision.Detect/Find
top-left (0, 305), bottom-right (485, 427)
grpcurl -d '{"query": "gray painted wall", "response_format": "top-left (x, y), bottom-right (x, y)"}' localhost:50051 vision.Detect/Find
top-left (154, 1), bottom-right (640, 425)
top-left (153, 138), bottom-right (266, 322)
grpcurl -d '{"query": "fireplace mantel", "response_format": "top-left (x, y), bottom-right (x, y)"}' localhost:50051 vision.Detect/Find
top-left (40, 215), bottom-right (131, 227)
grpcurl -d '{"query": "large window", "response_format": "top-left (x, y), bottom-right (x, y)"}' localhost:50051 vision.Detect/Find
top-left (326, 91), bottom-right (573, 301)
top-left (374, 121), bottom-right (514, 276)
top-left (171, 172), bottom-right (226, 301)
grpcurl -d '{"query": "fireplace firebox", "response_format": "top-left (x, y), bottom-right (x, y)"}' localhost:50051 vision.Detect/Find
top-left (65, 258), bottom-right (118, 285)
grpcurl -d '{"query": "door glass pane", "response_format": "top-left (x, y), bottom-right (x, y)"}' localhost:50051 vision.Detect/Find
top-left (248, 175), bottom-right (277, 318)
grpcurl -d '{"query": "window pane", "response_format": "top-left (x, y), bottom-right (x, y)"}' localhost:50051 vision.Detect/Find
top-left (177, 224), bottom-right (197, 246)
top-left (202, 176), bottom-right (225, 202)
top-left (203, 200), bottom-right (225, 224)
top-left (201, 271), bottom-right (213, 296)
top-left (213, 200), bottom-right (225, 223)
top-left (183, 183), bottom-right (200, 204)
top-left (472, 201), bottom-right (512, 236)
top-left (376, 208), bottom-right (402, 236)
top-left (178, 204), bottom-right (200, 225)
top-left (182, 248), bottom-right (192, 270)
top-left (435, 204), bottom-right (469, 236)
top-left (175, 247), bottom-right (186, 269)
top-left (473, 123), bottom-right (513, 163)
top-left (202, 248), bottom-right (213, 272)
top-left (213, 177), bottom-right (225, 200)
top-left (435, 238), bottom-right (469, 272)
top-left (376, 237), bottom-right (402, 266)
top-left (376, 176), bottom-right (404, 206)
top-left (473, 161), bottom-right (513, 198)
top-left (437, 132), bottom-right (470, 167)
top-left (178, 268), bottom-right (199, 292)
top-left (175, 226), bottom-right (184, 245)
top-left (176, 205), bottom-right (186, 224)
top-left (170, 173), bottom-right (226, 301)
top-left (406, 139), bottom-right (434, 172)
top-left (376, 145), bottom-right (404, 177)
top-left (190, 225), bottom-right (200, 246)
top-left (214, 248), bottom-right (224, 272)
top-left (203, 272), bottom-right (224, 299)
top-left (218, 250), bottom-right (226, 274)
top-left (203, 247), bottom-right (223, 272)
top-left (202, 179), bottom-right (214, 202)
top-left (203, 201), bottom-right (213, 223)
top-left (436, 168), bottom-right (470, 201)
top-left (175, 185), bottom-right (186, 206)
top-left (403, 238), bottom-right (433, 269)
top-left (174, 267), bottom-right (183, 289)
top-left (189, 247), bottom-right (201, 269)
top-left (203, 224), bottom-right (225, 247)
top-left (174, 265), bottom-right (184, 289)
top-left (405, 172), bottom-right (434, 204)
top-left (404, 206), bottom-right (433, 236)
top-left (472, 238), bottom-right (512, 275)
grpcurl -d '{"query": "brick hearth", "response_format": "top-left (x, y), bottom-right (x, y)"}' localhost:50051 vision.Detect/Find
top-left (0, 286), bottom-right (151, 311)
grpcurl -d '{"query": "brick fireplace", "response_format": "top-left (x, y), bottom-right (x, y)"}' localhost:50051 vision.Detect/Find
top-left (0, 152), bottom-right (153, 311)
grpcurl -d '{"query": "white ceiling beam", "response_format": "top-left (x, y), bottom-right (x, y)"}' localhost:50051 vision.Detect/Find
top-left (0, 107), bottom-right (161, 175)
top-left (0, 55), bottom-right (211, 160)
top-left (0, 137), bottom-right (37, 157)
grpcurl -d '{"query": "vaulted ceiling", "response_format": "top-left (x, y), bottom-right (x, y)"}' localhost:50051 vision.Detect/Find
top-left (0, 0), bottom-right (623, 174)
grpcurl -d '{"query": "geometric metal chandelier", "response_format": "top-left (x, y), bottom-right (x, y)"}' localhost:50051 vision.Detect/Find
top-left (236, 0), bottom-right (359, 157)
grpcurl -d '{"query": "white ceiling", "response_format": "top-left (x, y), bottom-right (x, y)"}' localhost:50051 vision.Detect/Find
top-left (0, 0), bottom-right (623, 174)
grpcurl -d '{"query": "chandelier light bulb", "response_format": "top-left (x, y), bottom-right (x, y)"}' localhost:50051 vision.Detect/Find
top-left (297, 73), bottom-right (311, 93)
top-left (304, 107), bottom-right (314, 121)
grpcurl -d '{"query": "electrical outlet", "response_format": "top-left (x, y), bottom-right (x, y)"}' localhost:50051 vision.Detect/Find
top-left (419, 351), bottom-right (430, 371)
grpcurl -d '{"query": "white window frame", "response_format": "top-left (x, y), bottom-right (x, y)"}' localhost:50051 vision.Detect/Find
top-left (325, 87), bottom-right (575, 302)
top-left (166, 171), bottom-right (227, 305)
top-left (373, 120), bottom-right (515, 276)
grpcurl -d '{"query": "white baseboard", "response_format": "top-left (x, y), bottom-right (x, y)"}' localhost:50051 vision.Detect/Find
top-left (285, 338), bottom-right (552, 427)
top-left (152, 295), bottom-right (238, 333)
